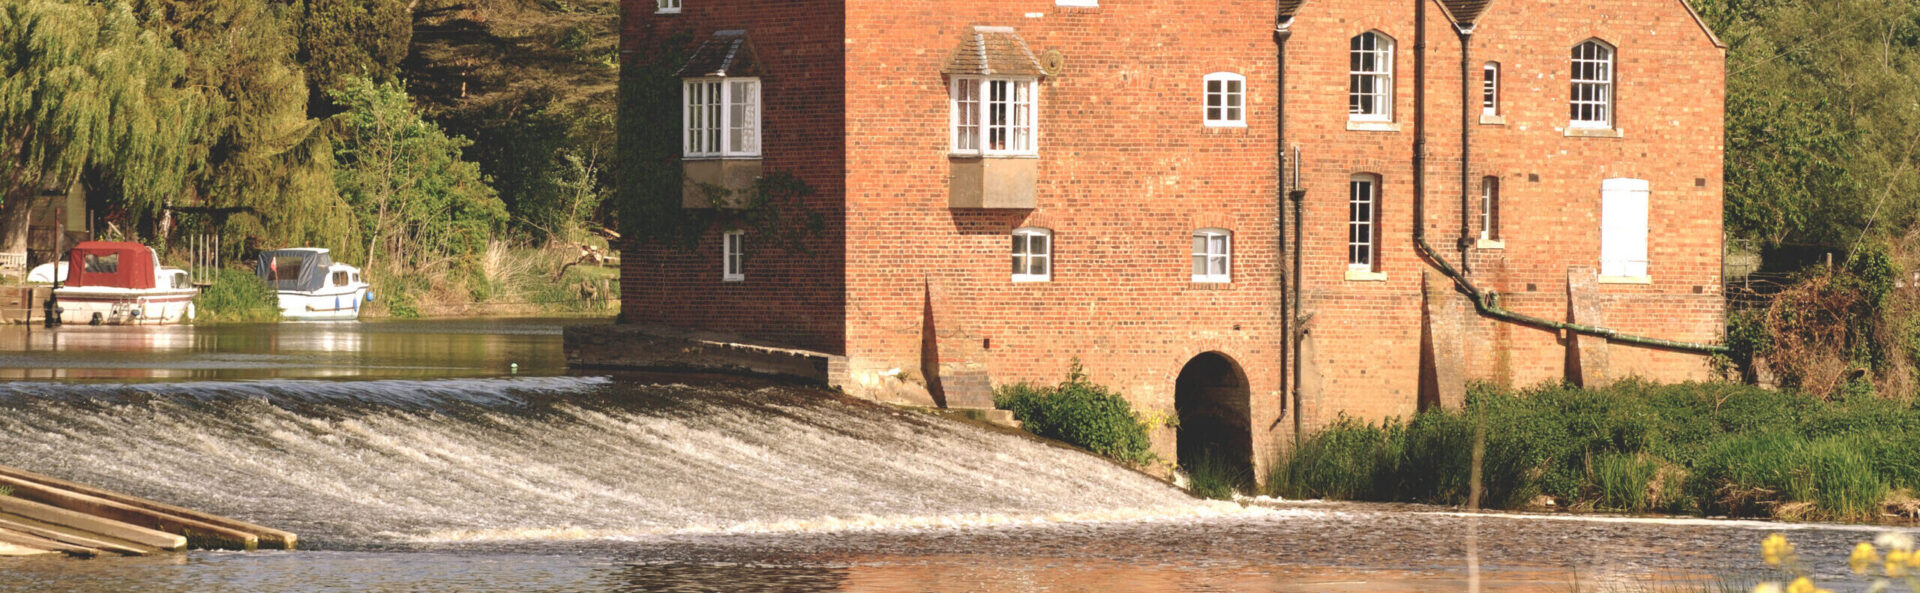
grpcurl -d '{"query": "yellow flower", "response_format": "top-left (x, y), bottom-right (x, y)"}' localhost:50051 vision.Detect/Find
top-left (1763, 533), bottom-right (1794, 566)
top-left (1786, 577), bottom-right (1816, 593)
top-left (1751, 583), bottom-right (1782, 593)
top-left (1850, 542), bottom-right (1881, 575)
top-left (1891, 549), bottom-right (1912, 577)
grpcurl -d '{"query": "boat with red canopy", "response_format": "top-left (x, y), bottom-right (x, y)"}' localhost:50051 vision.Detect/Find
top-left (53, 241), bottom-right (197, 325)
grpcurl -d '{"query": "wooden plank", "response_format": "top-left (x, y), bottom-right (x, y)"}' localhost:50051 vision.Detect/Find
top-left (0, 526), bottom-right (98, 557)
top-left (0, 513), bottom-right (156, 556)
top-left (0, 495), bottom-right (183, 551)
top-left (0, 474), bottom-right (260, 550)
top-left (0, 540), bottom-right (58, 557)
top-left (0, 465), bottom-right (294, 550)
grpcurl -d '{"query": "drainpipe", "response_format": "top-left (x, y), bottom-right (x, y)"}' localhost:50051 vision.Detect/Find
top-left (1409, 20), bottom-right (1728, 355)
top-left (1458, 30), bottom-right (1475, 274)
top-left (1275, 19), bottom-right (1303, 448)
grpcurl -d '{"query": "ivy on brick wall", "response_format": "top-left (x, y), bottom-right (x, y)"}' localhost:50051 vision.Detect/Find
top-left (616, 32), bottom-right (825, 253)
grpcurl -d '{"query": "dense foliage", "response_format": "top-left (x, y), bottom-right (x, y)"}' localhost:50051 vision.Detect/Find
top-left (994, 364), bottom-right (1157, 467)
top-left (0, 0), bottom-right (205, 252)
top-left (191, 268), bottom-right (281, 323)
top-left (1269, 381), bottom-right (1920, 521)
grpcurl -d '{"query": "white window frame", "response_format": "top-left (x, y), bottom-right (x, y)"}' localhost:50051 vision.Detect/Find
top-left (683, 77), bottom-right (760, 158)
top-left (950, 76), bottom-right (1038, 157)
top-left (1480, 176), bottom-right (1499, 241)
top-left (657, 0), bottom-right (680, 14)
top-left (1203, 72), bottom-right (1247, 128)
top-left (1192, 229), bottom-right (1232, 283)
top-left (1349, 175), bottom-right (1380, 271)
top-left (1599, 178), bottom-right (1650, 280)
top-left (1349, 32), bottom-right (1394, 122)
top-left (1011, 227), bottom-right (1052, 282)
top-left (1570, 40), bottom-right (1614, 129)
top-left (722, 231), bottom-right (745, 282)
top-left (1482, 63), bottom-right (1500, 116)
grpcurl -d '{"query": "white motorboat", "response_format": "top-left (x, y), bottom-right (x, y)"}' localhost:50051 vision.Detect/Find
top-left (256, 248), bottom-right (371, 321)
top-left (54, 242), bottom-right (197, 325)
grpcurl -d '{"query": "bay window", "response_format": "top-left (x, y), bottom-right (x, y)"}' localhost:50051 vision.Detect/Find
top-left (951, 77), bottom-right (1037, 156)
top-left (684, 77), bottom-right (760, 158)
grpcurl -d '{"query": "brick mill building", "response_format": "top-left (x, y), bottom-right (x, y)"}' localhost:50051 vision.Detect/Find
top-left (616, 0), bottom-right (1728, 477)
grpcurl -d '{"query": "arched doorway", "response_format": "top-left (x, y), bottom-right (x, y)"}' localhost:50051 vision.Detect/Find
top-left (1174, 352), bottom-right (1253, 486)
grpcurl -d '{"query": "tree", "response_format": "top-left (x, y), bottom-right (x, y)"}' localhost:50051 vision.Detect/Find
top-left (329, 76), bottom-right (504, 274)
top-left (296, 0), bottom-right (411, 96)
top-left (0, 0), bottom-right (206, 254)
top-left (135, 0), bottom-right (355, 257)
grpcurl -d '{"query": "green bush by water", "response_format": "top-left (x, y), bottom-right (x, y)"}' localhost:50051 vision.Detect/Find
top-left (1268, 381), bottom-right (1920, 521)
top-left (192, 269), bottom-right (280, 323)
top-left (994, 363), bottom-right (1156, 467)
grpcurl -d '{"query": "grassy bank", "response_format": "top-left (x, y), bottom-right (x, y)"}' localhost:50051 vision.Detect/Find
top-left (1269, 381), bottom-right (1920, 522)
top-left (366, 243), bottom-right (620, 319)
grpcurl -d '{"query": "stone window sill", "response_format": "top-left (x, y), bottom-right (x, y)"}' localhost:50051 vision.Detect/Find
top-left (1476, 239), bottom-right (1505, 250)
top-left (1598, 275), bottom-right (1653, 285)
top-left (1565, 126), bottom-right (1624, 138)
top-left (1346, 120), bottom-right (1401, 133)
top-left (1345, 269), bottom-right (1388, 282)
top-left (1479, 113), bottom-right (1506, 126)
top-left (1187, 281), bottom-right (1232, 290)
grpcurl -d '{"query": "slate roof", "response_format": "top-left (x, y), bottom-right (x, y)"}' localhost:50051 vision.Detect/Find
top-left (942, 27), bottom-right (1046, 77)
top-left (677, 30), bottom-right (759, 78)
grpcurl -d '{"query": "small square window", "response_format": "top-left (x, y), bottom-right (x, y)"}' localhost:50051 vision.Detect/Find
top-left (1012, 228), bottom-right (1052, 282)
top-left (657, 0), bottom-right (680, 14)
top-left (722, 231), bottom-right (745, 282)
top-left (1204, 73), bottom-right (1246, 127)
top-left (1192, 229), bottom-right (1231, 283)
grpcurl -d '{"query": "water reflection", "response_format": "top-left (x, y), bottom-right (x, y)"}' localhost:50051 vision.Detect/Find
top-left (0, 318), bottom-right (587, 381)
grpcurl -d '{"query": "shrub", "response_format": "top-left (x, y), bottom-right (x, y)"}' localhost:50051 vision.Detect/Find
top-left (994, 362), bottom-right (1155, 467)
top-left (192, 268), bottom-right (280, 323)
top-left (1269, 381), bottom-right (1920, 522)
top-left (1183, 450), bottom-right (1243, 501)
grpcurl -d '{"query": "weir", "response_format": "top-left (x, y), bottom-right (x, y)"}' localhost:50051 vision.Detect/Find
top-left (0, 376), bottom-right (1214, 550)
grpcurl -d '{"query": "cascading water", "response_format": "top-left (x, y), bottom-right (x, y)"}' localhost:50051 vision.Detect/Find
top-left (0, 375), bottom-right (1224, 550)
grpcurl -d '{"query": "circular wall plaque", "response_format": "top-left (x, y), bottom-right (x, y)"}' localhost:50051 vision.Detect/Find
top-left (1040, 50), bottom-right (1066, 76)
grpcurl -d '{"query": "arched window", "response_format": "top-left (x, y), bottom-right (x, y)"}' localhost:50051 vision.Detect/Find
top-left (1349, 32), bottom-right (1394, 121)
top-left (1012, 227), bottom-right (1052, 282)
top-left (1481, 62), bottom-right (1500, 116)
top-left (1192, 229), bottom-right (1232, 283)
top-left (1349, 174), bottom-right (1381, 270)
top-left (1570, 40), bottom-right (1614, 129)
top-left (1203, 72), bottom-right (1247, 127)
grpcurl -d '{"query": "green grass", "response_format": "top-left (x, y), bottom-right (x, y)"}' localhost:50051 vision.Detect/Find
top-left (1268, 381), bottom-right (1920, 521)
top-left (1183, 450), bottom-right (1245, 501)
top-left (191, 268), bottom-right (280, 323)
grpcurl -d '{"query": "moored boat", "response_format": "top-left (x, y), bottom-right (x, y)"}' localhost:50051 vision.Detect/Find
top-left (256, 248), bottom-right (370, 321)
top-left (53, 242), bottom-right (197, 325)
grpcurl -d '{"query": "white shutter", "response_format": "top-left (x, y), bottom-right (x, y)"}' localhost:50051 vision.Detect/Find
top-left (1600, 178), bottom-right (1649, 277)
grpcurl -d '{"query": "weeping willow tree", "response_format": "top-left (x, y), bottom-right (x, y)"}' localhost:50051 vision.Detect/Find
top-left (134, 0), bottom-right (356, 259)
top-left (0, 0), bottom-right (206, 254)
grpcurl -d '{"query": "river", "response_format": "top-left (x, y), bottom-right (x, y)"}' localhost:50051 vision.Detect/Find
top-left (0, 320), bottom-right (1903, 592)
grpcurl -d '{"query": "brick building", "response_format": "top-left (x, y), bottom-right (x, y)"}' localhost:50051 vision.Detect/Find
top-left (618, 0), bottom-right (1727, 478)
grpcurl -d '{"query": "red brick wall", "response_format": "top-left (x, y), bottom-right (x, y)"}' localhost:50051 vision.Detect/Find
top-left (1283, 0), bottom-right (1725, 432)
top-left (617, 0), bottom-right (1726, 465)
top-left (619, 0), bottom-right (849, 353)
top-left (840, 0), bottom-right (1288, 461)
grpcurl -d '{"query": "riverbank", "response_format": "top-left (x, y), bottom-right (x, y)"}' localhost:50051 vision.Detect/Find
top-left (1268, 381), bottom-right (1920, 524)
top-left (187, 244), bottom-right (618, 322)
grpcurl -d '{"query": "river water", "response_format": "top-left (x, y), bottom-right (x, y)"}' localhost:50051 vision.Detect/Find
top-left (0, 320), bottom-right (1907, 592)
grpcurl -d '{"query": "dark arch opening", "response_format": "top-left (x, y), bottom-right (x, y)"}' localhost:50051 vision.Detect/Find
top-left (1174, 352), bottom-right (1254, 486)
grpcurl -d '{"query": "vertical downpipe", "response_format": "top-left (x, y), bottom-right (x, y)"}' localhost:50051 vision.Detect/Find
top-left (1459, 31), bottom-right (1475, 273)
top-left (1274, 23), bottom-right (1304, 451)
top-left (1413, 0), bottom-right (1428, 273)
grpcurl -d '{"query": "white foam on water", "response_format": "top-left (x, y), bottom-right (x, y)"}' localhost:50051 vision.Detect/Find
top-left (408, 501), bottom-right (1289, 543)
top-left (0, 377), bottom-right (1208, 549)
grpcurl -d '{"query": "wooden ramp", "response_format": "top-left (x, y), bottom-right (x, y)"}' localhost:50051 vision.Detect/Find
top-left (0, 465), bottom-right (295, 557)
